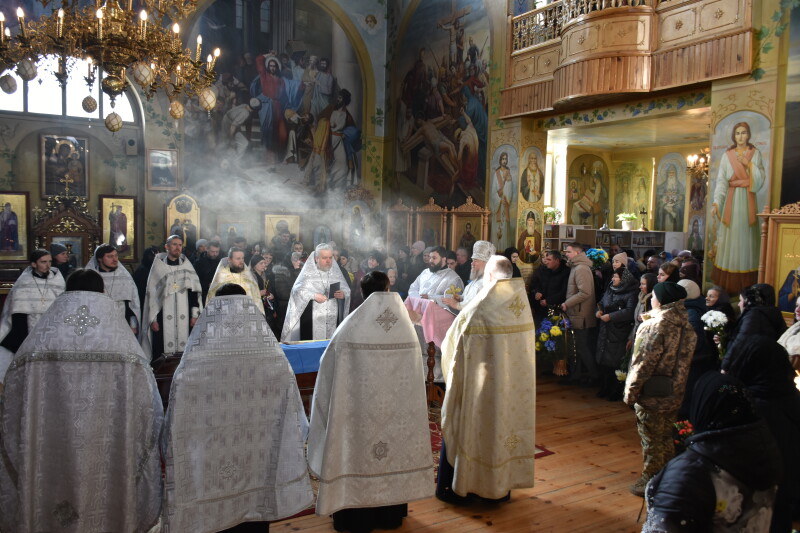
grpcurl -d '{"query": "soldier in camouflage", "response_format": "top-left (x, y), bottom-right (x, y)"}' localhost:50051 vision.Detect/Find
top-left (624, 281), bottom-right (697, 497)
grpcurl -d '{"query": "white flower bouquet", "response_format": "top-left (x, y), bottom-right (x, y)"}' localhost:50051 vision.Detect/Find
top-left (701, 310), bottom-right (728, 359)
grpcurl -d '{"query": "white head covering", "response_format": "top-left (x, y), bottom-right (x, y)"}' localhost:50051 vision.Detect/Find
top-left (471, 240), bottom-right (496, 262)
top-left (307, 291), bottom-right (433, 515)
top-left (678, 279), bottom-right (701, 300)
top-left (85, 247), bottom-right (141, 328)
top-left (0, 266), bottom-right (65, 380)
top-left (162, 295), bottom-right (312, 530)
top-left (0, 290), bottom-right (163, 533)
top-left (281, 244), bottom-right (351, 342)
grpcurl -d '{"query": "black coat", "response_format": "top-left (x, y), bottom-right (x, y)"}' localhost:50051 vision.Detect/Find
top-left (722, 337), bottom-right (800, 531)
top-left (193, 253), bottom-right (221, 302)
top-left (643, 419), bottom-right (783, 532)
top-left (529, 262), bottom-right (570, 321)
top-left (728, 305), bottom-right (787, 347)
top-left (595, 279), bottom-right (638, 367)
top-left (683, 296), bottom-right (714, 362)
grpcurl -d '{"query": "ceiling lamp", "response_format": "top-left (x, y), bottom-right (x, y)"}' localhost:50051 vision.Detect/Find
top-left (0, 0), bottom-right (220, 131)
top-left (686, 148), bottom-right (710, 179)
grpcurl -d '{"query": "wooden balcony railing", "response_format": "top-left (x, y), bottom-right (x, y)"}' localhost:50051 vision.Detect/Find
top-left (512, 1), bottom-right (564, 53)
top-left (504, 0), bottom-right (753, 117)
top-left (561, 0), bottom-right (655, 23)
top-left (511, 0), bottom-right (666, 54)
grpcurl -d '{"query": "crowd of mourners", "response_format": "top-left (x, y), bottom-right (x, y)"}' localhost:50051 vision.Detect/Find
top-left (0, 231), bottom-right (799, 532)
top-left (530, 242), bottom-right (800, 533)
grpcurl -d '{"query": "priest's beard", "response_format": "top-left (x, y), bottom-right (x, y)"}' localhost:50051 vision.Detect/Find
top-left (99, 265), bottom-right (118, 272)
top-left (230, 264), bottom-right (244, 273)
top-left (470, 267), bottom-right (484, 281)
top-left (429, 262), bottom-right (445, 273)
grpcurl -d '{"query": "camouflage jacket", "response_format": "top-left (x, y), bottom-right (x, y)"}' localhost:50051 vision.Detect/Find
top-left (624, 300), bottom-right (697, 412)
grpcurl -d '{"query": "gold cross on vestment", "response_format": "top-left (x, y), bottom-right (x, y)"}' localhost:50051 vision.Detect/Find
top-left (445, 284), bottom-right (462, 297)
top-left (508, 295), bottom-right (525, 318)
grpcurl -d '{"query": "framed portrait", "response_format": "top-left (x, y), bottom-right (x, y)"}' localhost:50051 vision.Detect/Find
top-left (313, 225), bottom-right (333, 248)
top-left (50, 235), bottom-right (84, 267)
top-left (448, 196), bottom-right (489, 251)
top-left (561, 242), bottom-right (569, 251)
top-left (545, 229), bottom-right (552, 238)
top-left (344, 200), bottom-right (372, 252)
top-left (165, 194), bottom-right (200, 251)
top-left (40, 135), bottom-right (88, 198)
top-left (265, 214), bottom-right (300, 250)
top-left (0, 191), bottom-right (29, 262)
top-left (414, 198), bottom-right (447, 248)
top-left (450, 215), bottom-right (482, 254)
top-left (218, 220), bottom-right (247, 250)
top-left (147, 149), bottom-right (180, 191)
top-left (601, 233), bottom-right (610, 245)
top-left (386, 199), bottom-right (413, 251)
top-left (99, 195), bottom-right (136, 261)
top-left (566, 227), bottom-right (574, 239)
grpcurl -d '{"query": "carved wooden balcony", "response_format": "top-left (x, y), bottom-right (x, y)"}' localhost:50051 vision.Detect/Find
top-left (503, 0), bottom-right (753, 117)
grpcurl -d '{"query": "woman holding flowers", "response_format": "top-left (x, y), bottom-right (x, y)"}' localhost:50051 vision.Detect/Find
top-left (595, 268), bottom-right (638, 400)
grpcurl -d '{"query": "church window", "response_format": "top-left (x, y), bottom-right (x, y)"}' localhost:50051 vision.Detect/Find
top-left (236, 0), bottom-right (243, 30)
top-left (260, 1), bottom-right (271, 33)
top-left (0, 56), bottom-right (136, 123)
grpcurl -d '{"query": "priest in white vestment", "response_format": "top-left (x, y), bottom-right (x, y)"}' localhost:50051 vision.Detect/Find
top-left (205, 247), bottom-right (265, 313)
top-left (441, 240), bottom-right (495, 312)
top-left (281, 243), bottom-right (351, 341)
top-left (161, 284), bottom-right (312, 532)
top-left (85, 244), bottom-right (141, 334)
top-left (0, 249), bottom-right (65, 381)
top-left (0, 270), bottom-right (163, 533)
top-left (407, 246), bottom-right (464, 308)
top-left (308, 271), bottom-right (433, 530)
top-left (437, 256), bottom-right (537, 504)
top-left (140, 235), bottom-right (203, 360)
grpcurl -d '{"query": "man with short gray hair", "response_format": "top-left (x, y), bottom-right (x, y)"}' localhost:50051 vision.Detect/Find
top-left (483, 255), bottom-right (514, 283)
top-left (281, 243), bottom-right (351, 341)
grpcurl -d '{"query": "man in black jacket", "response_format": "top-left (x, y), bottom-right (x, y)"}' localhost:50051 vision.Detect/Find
top-left (192, 239), bottom-right (221, 304)
top-left (529, 251), bottom-right (570, 325)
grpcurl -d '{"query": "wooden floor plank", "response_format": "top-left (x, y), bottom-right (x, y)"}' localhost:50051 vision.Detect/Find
top-left (271, 374), bottom-right (646, 532)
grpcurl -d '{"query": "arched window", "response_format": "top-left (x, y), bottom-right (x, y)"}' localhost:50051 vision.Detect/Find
top-left (260, 0), bottom-right (271, 33)
top-left (236, 0), bottom-right (243, 30)
top-left (0, 56), bottom-right (136, 123)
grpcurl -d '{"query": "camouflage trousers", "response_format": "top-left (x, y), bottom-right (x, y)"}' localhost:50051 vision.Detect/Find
top-left (634, 405), bottom-right (676, 480)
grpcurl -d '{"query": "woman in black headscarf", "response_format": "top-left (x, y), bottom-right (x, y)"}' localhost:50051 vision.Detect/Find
top-left (726, 283), bottom-right (787, 348)
top-left (723, 335), bottom-right (800, 532)
top-left (502, 247), bottom-right (522, 278)
top-left (594, 267), bottom-right (638, 401)
top-left (643, 372), bottom-right (782, 532)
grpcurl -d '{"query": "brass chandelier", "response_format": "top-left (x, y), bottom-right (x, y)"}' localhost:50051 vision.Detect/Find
top-left (0, 0), bottom-right (220, 131)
